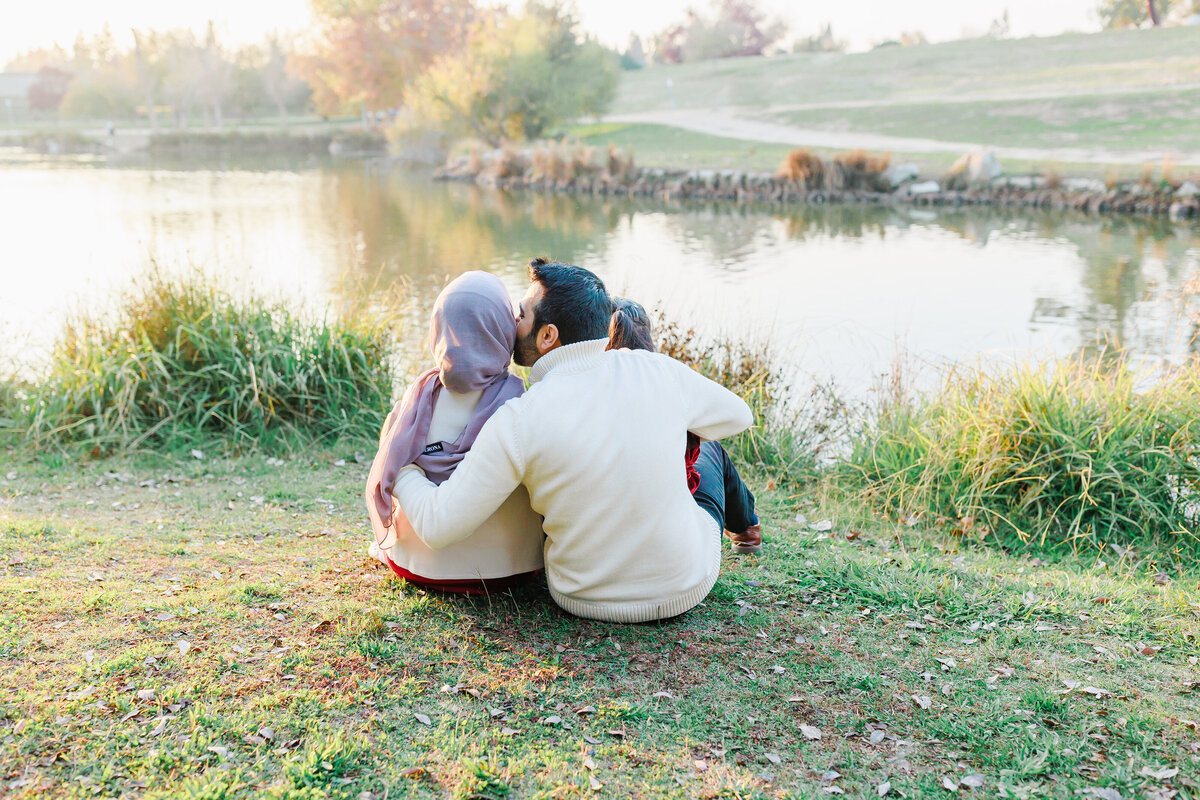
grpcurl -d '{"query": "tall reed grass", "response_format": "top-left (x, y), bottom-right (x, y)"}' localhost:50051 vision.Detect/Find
top-left (26, 272), bottom-right (401, 454)
top-left (655, 316), bottom-right (846, 484)
top-left (848, 358), bottom-right (1200, 554)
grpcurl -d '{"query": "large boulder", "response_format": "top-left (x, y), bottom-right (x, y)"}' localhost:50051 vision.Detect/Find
top-left (946, 150), bottom-right (1002, 188)
top-left (883, 162), bottom-right (920, 187)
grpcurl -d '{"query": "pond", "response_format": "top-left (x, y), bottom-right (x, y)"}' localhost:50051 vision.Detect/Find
top-left (3, 151), bottom-right (1200, 396)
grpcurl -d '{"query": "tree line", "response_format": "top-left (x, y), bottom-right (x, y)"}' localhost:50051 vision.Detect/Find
top-left (7, 0), bottom-right (1197, 137)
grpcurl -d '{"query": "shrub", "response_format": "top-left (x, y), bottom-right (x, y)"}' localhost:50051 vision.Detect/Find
top-left (847, 358), bottom-right (1200, 554)
top-left (26, 271), bottom-right (401, 454)
top-left (776, 148), bottom-right (825, 187)
top-left (831, 149), bottom-right (891, 191)
top-left (655, 315), bottom-right (847, 484)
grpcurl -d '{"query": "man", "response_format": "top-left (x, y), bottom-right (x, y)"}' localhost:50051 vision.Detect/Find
top-left (391, 258), bottom-right (752, 622)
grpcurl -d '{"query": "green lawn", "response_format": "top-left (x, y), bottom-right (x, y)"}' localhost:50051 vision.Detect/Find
top-left (566, 122), bottom-right (1176, 180)
top-left (569, 122), bottom-right (797, 172)
top-left (2, 450), bottom-right (1197, 798)
top-left (611, 27), bottom-right (1200, 115)
top-left (766, 87), bottom-right (1200, 155)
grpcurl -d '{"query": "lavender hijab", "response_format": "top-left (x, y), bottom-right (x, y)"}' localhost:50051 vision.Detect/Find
top-left (366, 271), bottom-right (524, 544)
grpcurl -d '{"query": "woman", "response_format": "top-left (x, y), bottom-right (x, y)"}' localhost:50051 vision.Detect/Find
top-left (607, 297), bottom-right (763, 553)
top-left (364, 271), bottom-right (544, 592)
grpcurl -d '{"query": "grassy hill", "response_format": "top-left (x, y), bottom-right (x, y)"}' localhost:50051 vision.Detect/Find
top-left (583, 26), bottom-right (1200, 175)
top-left (611, 26), bottom-right (1200, 114)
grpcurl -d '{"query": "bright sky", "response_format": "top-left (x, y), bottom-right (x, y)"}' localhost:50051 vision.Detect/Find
top-left (3, 0), bottom-right (1102, 65)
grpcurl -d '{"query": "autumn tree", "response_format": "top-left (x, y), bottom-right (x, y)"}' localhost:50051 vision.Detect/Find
top-left (651, 0), bottom-right (786, 64)
top-left (291, 0), bottom-right (476, 119)
top-left (399, 1), bottom-right (617, 146)
top-left (26, 68), bottom-right (72, 112)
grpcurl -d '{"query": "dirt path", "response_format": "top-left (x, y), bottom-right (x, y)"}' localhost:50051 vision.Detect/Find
top-left (606, 107), bottom-right (1200, 166)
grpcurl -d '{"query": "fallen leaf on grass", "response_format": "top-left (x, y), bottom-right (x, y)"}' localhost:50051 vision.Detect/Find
top-left (589, 775), bottom-right (603, 791)
top-left (764, 752), bottom-right (782, 764)
top-left (176, 640), bottom-right (191, 656)
top-left (542, 715), bottom-right (563, 725)
top-left (8, 552), bottom-right (25, 566)
top-left (583, 735), bottom-right (601, 745)
top-left (310, 620), bottom-right (334, 635)
top-left (583, 756), bottom-right (596, 771)
top-left (1083, 789), bottom-right (1123, 800)
top-left (399, 767), bottom-right (425, 778)
top-left (936, 657), bottom-right (957, 670)
top-left (693, 760), bottom-right (708, 772)
top-left (800, 724), bottom-right (822, 740)
top-left (810, 519), bottom-right (833, 532)
top-left (869, 730), bottom-right (886, 744)
top-left (1139, 767), bottom-right (1179, 780)
top-left (962, 774), bottom-right (985, 788)
top-left (413, 713), bottom-right (431, 726)
top-left (136, 689), bottom-right (155, 701)
top-left (84, 650), bottom-right (95, 664)
top-left (190, 449), bottom-right (205, 460)
top-left (651, 691), bottom-right (674, 699)
top-left (877, 781), bottom-right (891, 797)
top-left (942, 776), bottom-right (959, 791)
top-left (771, 665), bottom-right (787, 674)
top-left (500, 727), bottom-right (519, 736)
top-left (911, 695), bottom-right (932, 710)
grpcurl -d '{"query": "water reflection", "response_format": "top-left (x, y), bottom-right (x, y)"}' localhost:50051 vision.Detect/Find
top-left (2, 155), bottom-right (1199, 392)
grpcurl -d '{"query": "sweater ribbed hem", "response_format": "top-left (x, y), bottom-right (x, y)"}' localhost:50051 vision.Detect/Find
top-left (548, 515), bottom-right (722, 623)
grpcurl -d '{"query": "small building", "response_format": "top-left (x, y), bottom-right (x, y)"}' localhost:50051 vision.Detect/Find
top-left (0, 72), bottom-right (39, 113)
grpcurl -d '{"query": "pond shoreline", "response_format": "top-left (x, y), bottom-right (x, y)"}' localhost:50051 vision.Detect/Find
top-left (433, 159), bottom-right (1200, 221)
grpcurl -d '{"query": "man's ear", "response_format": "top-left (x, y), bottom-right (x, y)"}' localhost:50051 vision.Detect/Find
top-left (537, 323), bottom-right (560, 353)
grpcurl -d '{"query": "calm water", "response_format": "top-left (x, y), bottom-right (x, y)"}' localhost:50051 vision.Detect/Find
top-left (3, 151), bottom-right (1200, 394)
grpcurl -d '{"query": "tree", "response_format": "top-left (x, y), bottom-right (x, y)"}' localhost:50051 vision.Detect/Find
top-left (399, 1), bottom-right (618, 145)
top-left (131, 29), bottom-right (167, 131)
top-left (197, 21), bottom-right (232, 128)
top-left (291, 0), bottom-right (476, 119)
top-left (27, 67), bottom-right (72, 112)
top-left (1097, 0), bottom-right (1176, 27)
top-left (651, 0), bottom-right (786, 64)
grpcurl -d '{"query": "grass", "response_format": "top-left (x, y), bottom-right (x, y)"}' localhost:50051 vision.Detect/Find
top-left (848, 357), bottom-right (1200, 559)
top-left (0, 452), bottom-right (1197, 798)
top-left (766, 87), bottom-right (1200, 157)
top-left (18, 271), bottom-right (402, 456)
top-left (590, 26), bottom-right (1200, 178)
top-left (565, 122), bottom-right (1184, 181)
top-left (568, 122), bottom-right (797, 172)
top-left (611, 27), bottom-right (1200, 114)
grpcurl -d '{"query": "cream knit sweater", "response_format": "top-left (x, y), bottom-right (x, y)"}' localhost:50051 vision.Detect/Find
top-left (392, 338), bottom-right (753, 622)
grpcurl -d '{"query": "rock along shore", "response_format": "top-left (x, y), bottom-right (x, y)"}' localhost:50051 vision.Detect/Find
top-left (434, 155), bottom-right (1200, 221)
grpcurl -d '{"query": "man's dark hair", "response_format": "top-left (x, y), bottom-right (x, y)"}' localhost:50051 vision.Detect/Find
top-left (528, 257), bottom-right (611, 345)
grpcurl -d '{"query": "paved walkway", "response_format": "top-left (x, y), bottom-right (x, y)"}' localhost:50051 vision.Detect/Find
top-left (605, 107), bottom-right (1200, 166)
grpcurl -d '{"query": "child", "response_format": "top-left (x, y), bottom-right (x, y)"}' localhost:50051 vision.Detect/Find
top-left (607, 298), bottom-right (762, 553)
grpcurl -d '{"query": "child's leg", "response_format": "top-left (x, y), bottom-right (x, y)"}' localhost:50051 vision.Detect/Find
top-left (713, 442), bottom-right (758, 534)
top-left (691, 441), bottom-right (728, 530)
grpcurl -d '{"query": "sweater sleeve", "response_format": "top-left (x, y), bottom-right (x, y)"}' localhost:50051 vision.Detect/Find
top-left (670, 357), bottom-right (754, 441)
top-left (390, 402), bottom-right (525, 550)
